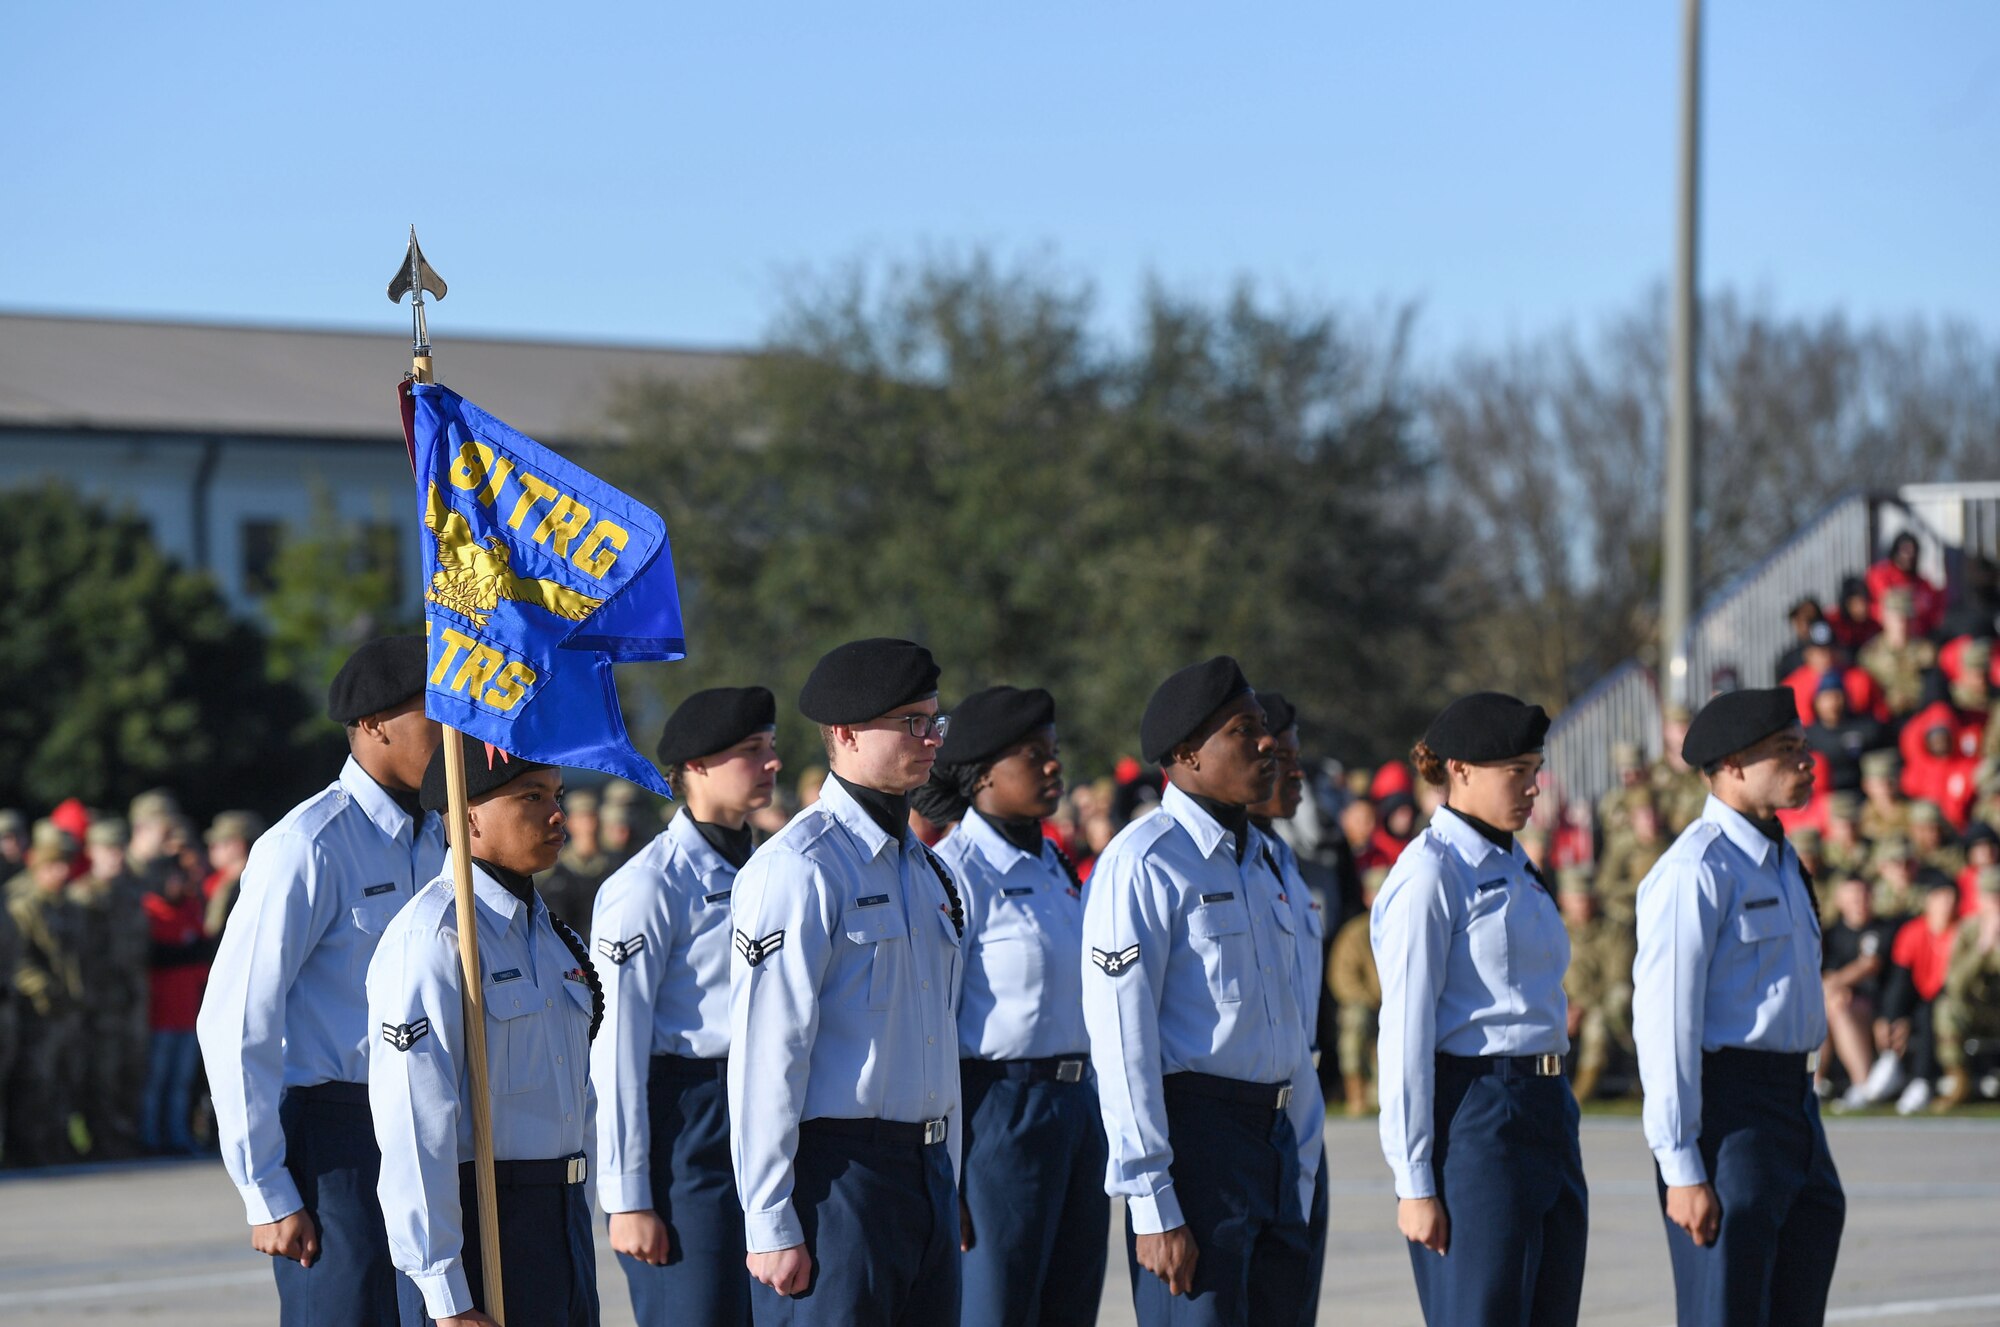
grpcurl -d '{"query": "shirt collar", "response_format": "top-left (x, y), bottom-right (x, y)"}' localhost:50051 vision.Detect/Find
top-left (340, 756), bottom-right (421, 845)
top-left (1704, 794), bottom-right (1779, 866)
top-left (1162, 783), bottom-right (1239, 862)
top-left (1430, 806), bottom-right (1514, 868)
top-left (467, 860), bottom-right (530, 933)
top-left (818, 775), bottom-right (903, 861)
top-left (957, 808), bottom-right (1042, 872)
top-left (666, 809), bottom-right (734, 879)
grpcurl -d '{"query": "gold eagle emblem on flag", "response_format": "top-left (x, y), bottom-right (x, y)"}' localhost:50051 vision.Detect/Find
top-left (423, 483), bottom-right (604, 629)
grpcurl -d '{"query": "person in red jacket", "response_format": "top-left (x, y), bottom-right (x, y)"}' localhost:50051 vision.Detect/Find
top-left (1826, 576), bottom-right (1881, 653)
top-left (1783, 628), bottom-right (1884, 724)
top-left (1900, 722), bottom-right (1979, 830)
top-left (1880, 879), bottom-right (1961, 1113)
top-left (1867, 533), bottom-right (1946, 636)
top-left (140, 867), bottom-right (212, 1153)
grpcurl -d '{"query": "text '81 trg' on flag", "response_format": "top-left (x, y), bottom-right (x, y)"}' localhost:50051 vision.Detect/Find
top-left (399, 380), bottom-right (683, 796)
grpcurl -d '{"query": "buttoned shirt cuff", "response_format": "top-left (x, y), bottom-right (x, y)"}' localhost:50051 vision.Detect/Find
top-left (1655, 1144), bottom-right (1709, 1188)
top-left (745, 1203), bottom-right (805, 1254)
top-left (238, 1176), bottom-right (304, 1227)
top-left (598, 1171), bottom-right (653, 1214)
top-left (1391, 1163), bottom-right (1435, 1201)
top-left (1126, 1185), bottom-right (1185, 1235)
top-left (412, 1264), bottom-right (474, 1320)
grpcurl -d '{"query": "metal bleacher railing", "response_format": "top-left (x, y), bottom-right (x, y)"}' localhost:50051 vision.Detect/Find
top-left (1543, 483), bottom-right (2000, 815)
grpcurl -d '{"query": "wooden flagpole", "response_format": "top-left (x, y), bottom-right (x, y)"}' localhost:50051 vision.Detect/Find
top-left (398, 231), bottom-right (506, 1323)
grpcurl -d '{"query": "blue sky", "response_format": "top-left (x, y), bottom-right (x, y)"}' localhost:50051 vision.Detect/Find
top-left (5, 3), bottom-right (1995, 356)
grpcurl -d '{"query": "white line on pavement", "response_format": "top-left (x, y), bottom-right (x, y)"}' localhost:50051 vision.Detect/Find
top-left (0, 1268), bottom-right (267, 1307)
top-left (1824, 1291), bottom-right (2000, 1322)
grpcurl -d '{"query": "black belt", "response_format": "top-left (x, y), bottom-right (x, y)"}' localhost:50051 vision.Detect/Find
top-left (1162, 1071), bottom-right (1292, 1110)
top-left (289, 1080), bottom-right (371, 1106)
top-left (800, 1116), bottom-right (949, 1148)
top-left (962, 1055), bottom-right (1090, 1085)
top-left (651, 1053), bottom-right (728, 1082)
top-left (1438, 1052), bottom-right (1565, 1080)
top-left (1705, 1047), bottom-right (1817, 1083)
top-left (458, 1153), bottom-right (589, 1187)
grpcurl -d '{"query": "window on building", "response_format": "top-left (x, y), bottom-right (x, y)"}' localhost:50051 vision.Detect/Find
top-left (241, 519), bottom-right (283, 596)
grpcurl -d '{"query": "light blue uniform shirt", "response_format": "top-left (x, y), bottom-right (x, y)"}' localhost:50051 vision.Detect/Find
top-left (197, 757), bottom-right (445, 1225)
top-left (590, 811), bottom-right (738, 1213)
top-left (1372, 806), bottom-right (1570, 1201)
top-left (1634, 794), bottom-right (1829, 1188)
top-left (1265, 833), bottom-right (1328, 1055)
top-left (939, 808), bottom-right (1090, 1062)
top-left (1080, 784), bottom-right (1321, 1236)
top-left (366, 865), bottom-right (596, 1320)
top-left (727, 777), bottom-right (965, 1254)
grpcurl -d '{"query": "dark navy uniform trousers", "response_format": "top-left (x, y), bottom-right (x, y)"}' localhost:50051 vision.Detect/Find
top-left (749, 1118), bottom-right (961, 1327)
top-left (1658, 1049), bottom-right (1845, 1327)
top-left (1299, 1141), bottom-right (1328, 1327)
top-left (1412, 1056), bottom-right (1588, 1327)
top-left (442, 1153), bottom-right (599, 1327)
top-left (959, 1058), bottom-right (1110, 1327)
top-left (1125, 1074), bottom-right (1316, 1327)
top-left (619, 1055), bottom-right (749, 1326)
top-left (274, 1082), bottom-right (424, 1327)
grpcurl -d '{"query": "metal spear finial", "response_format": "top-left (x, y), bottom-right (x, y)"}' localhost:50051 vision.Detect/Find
top-left (387, 225), bottom-right (447, 358)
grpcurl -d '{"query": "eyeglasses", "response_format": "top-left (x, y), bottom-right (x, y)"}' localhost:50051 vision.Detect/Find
top-left (883, 713), bottom-right (951, 741)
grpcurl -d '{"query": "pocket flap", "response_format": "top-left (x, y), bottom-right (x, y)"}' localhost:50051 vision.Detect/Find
top-left (1736, 899), bottom-right (1794, 943)
top-left (844, 904), bottom-right (909, 945)
top-left (1188, 902), bottom-right (1249, 938)
top-left (484, 988), bottom-right (543, 1020)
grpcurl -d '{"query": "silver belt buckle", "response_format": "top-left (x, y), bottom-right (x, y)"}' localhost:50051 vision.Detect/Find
top-left (1274, 1084), bottom-right (1293, 1109)
top-left (1805, 1050), bottom-right (1821, 1074)
top-left (1535, 1054), bottom-right (1563, 1078)
top-left (922, 1118), bottom-right (948, 1146)
top-left (1055, 1059), bottom-right (1085, 1084)
top-left (565, 1156), bottom-right (587, 1185)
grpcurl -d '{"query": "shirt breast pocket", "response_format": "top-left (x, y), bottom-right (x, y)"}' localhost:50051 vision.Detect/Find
top-left (349, 894), bottom-right (401, 936)
top-left (842, 904), bottom-right (908, 1010)
top-left (487, 995), bottom-right (550, 1096)
top-left (1188, 902), bottom-right (1251, 1004)
top-left (1736, 899), bottom-right (1794, 944)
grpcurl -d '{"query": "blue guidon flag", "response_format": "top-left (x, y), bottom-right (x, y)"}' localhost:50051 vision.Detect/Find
top-left (400, 380), bottom-right (684, 795)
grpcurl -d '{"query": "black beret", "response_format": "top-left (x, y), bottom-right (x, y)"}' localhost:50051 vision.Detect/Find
top-left (1141, 656), bottom-right (1252, 765)
top-left (798, 638), bottom-right (940, 724)
top-left (657, 686), bottom-right (777, 766)
top-left (1423, 692), bottom-right (1551, 763)
top-left (1681, 687), bottom-right (1800, 770)
top-left (938, 686), bottom-right (1056, 768)
top-left (327, 635), bottom-right (428, 724)
top-left (1256, 690), bottom-right (1298, 737)
top-left (419, 730), bottom-right (556, 813)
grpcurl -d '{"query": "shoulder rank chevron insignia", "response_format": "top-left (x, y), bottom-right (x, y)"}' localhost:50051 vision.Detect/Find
top-left (1091, 944), bottom-right (1141, 976)
top-left (734, 928), bottom-right (785, 968)
top-left (598, 935), bottom-right (644, 965)
top-left (382, 1018), bottom-right (431, 1052)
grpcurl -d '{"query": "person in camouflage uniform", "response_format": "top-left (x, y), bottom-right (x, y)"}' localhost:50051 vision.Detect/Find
top-left (1869, 836), bottom-right (1926, 923)
top-left (1647, 705), bottom-right (1709, 834)
top-left (198, 811), bottom-right (262, 938)
top-left (1907, 800), bottom-right (1966, 878)
top-left (0, 810), bottom-right (24, 877)
top-left (1594, 788), bottom-right (1668, 930)
top-left (1934, 866), bottom-right (2000, 1110)
top-left (1595, 742), bottom-right (1649, 856)
top-left (1327, 866), bottom-right (1385, 1116)
top-left (536, 787), bottom-right (616, 934)
top-left (69, 818), bottom-right (152, 1159)
top-left (1558, 868), bottom-right (1634, 1102)
top-left (124, 789), bottom-right (184, 894)
top-left (1788, 827), bottom-right (1837, 929)
top-left (1970, 764), bottom-right (2000, 832)
top-left (0, 860), bottom-right (20, 1162)
top-left (1860, 750), bottom-right (1910, 842)
top-left (1822, 792), bottom-right (1873, 878)
top-left (6, 832), bottom-right (86, 1166)
top-left (1857, 588), bottom-right (1937, 719)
